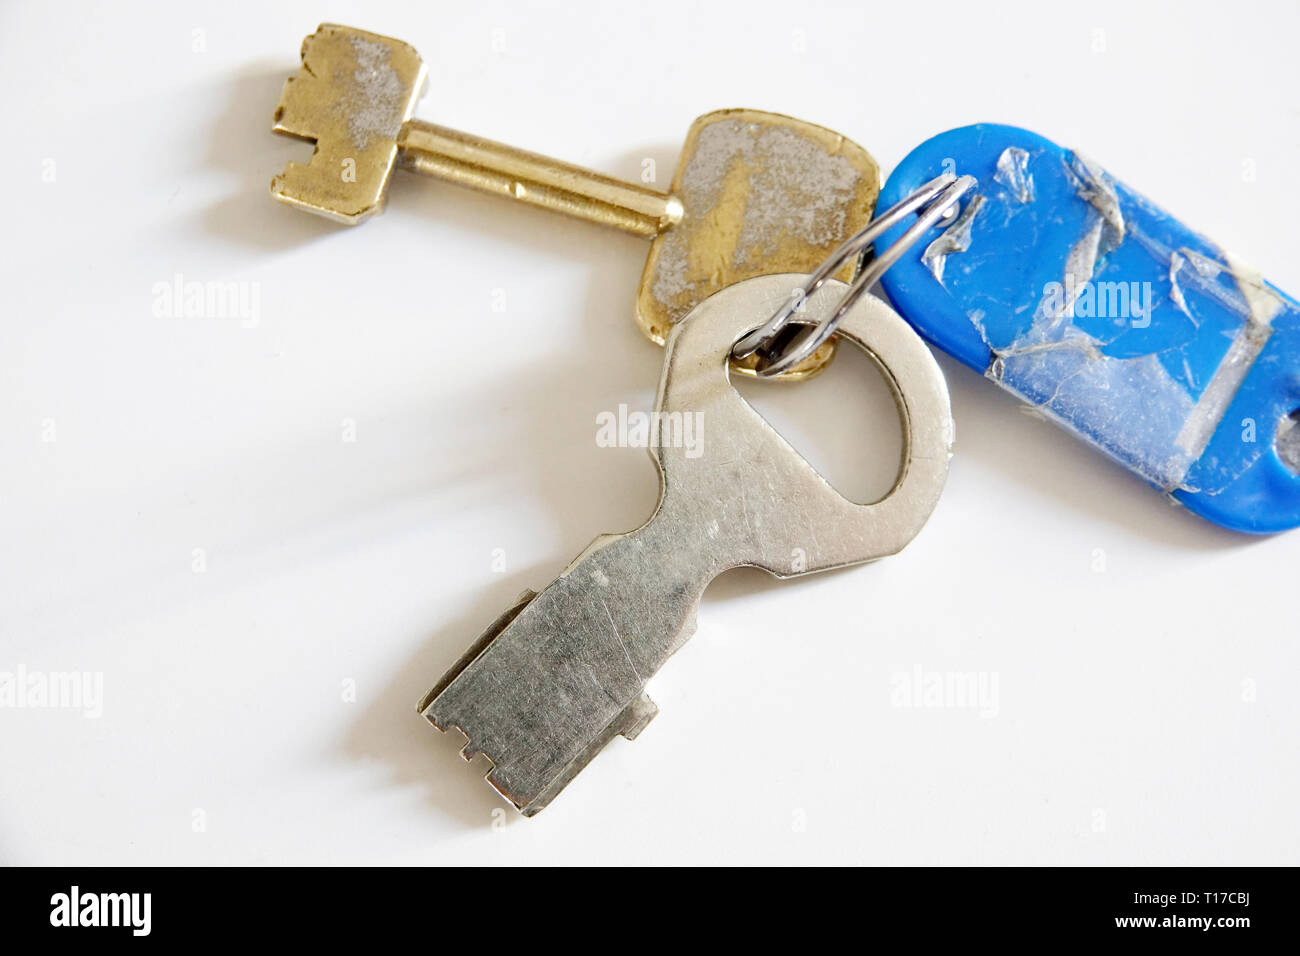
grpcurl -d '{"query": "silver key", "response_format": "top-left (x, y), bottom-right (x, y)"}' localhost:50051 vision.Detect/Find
top-left (418, 274), bottom-right (953, 815)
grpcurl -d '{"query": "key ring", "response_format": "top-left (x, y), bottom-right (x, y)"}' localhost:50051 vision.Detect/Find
top-left (732, 172), bottom-right (977, 378)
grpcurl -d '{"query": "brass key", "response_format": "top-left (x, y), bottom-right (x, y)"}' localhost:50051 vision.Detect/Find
top-left (270, 23), bottom-right (882, 378)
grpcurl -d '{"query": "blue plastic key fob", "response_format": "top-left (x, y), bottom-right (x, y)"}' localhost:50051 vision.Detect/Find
top-left (876, 124), bottom-right (1300, 534)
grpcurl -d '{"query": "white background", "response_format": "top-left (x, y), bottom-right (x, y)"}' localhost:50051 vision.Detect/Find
top-left (2, 0), bottom-right (1297, 865)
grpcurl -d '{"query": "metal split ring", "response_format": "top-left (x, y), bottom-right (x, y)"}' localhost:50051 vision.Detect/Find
top-left (732, 172), bottom-right (978, 378)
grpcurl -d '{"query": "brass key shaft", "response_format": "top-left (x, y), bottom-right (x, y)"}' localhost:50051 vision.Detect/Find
top-left (398, 121), bottom-right (682, 238)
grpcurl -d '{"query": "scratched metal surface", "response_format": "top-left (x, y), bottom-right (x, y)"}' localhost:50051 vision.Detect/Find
top-left (421, 275), bottom-right (952, 814)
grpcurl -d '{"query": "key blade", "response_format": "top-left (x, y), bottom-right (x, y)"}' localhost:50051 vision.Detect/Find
top-left (418, 582), bottom-right (660, 822)
top-left (420, 526), bottom-right (702, 816)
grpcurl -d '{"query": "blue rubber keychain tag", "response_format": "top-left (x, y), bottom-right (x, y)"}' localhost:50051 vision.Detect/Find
top-left (875, 124), bottom-right (1300, 534)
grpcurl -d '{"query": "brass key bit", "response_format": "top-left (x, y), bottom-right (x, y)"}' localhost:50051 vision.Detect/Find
top-left (270, 23), bottom-right (882, 378)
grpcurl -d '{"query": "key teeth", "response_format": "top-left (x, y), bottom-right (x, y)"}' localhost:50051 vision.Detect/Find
top-left (274, 24), bottom-right (424, 138)
top-left (422, 691), bottom-right (659, 818)
top-left (269, 23), bottom-right (427, 223)
top-left (446, 723), bottom-right (492, 768)
top-left (418, 592), bottom-right (658, 817)
top-left (423, 716), bottom-right (529, 813)
top-left (418, 589), bottom-right (542, 812)
top-left (418, 709), bottom-right (491, 767)
top-left (424, 711), bottom-right (532, 814)
top-left (425, 715), bottom-right (537, 814)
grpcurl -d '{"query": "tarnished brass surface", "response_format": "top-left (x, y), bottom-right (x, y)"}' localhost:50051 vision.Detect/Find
top-left (399, 122), bottom-right (682, 238)
top-left (269, 24), bottom-right (881, 378)
top-left (270, 25), bottom-right (427, 223)
top-left (640, 109), bottom-right (880, 379)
